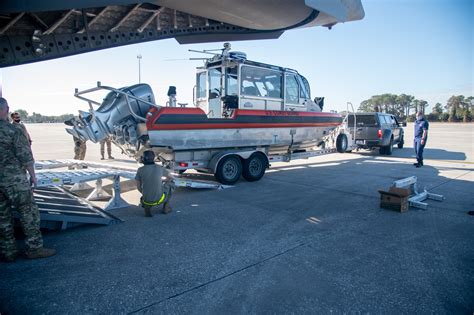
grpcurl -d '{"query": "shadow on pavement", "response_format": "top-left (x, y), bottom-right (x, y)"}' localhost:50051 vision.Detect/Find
top-left (352, 147), bottom-right (467, 161)
top-left (1, 155), bottom-right (472, 314)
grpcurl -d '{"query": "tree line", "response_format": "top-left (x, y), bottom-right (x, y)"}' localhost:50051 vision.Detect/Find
top-left (10, 109), bottom-right (74, 123)
top-left (358, 94), bottom-right (473, 122)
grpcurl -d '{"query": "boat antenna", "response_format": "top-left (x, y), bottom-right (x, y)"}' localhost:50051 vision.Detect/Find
top-left (188, 42), bottom-right (232, 59)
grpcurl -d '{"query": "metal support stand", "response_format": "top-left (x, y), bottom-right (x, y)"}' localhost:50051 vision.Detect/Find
top-left (87, 179), bottom-right (112, 201)
top-left (392, 176), bottom-right (445, 210)
top-left (70, 182), bottom-right (94, 191)
top-left (104, 175), bottom-right (130, 211)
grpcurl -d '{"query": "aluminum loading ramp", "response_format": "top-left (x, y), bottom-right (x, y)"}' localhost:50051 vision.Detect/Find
top-left (30, 160), bottom-right (230, 230)
top-left (33, 187), bottom-right (122, 230)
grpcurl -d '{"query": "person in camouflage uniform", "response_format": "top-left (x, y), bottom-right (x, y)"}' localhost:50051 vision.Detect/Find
top-left (10, 112), bottom-right (32, 145)
top-left (100, 137), bottom-right (114, 160)
top-left (73, 136), bottom-right (87, 160)
top-left (0, 97), bottom-right (56, 262)
top-left (64, 117), bottom-right (87, 160)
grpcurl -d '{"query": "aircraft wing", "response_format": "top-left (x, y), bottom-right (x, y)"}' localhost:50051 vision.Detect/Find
top-left (0, 0), bottom-right (364, 67)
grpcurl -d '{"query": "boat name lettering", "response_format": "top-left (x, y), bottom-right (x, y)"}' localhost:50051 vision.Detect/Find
top-left (265, 110), bottom-right (299, 116)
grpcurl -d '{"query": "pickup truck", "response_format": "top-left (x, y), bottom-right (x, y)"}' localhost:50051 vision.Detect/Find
top-left (347, 112), bottom-right (406, 155)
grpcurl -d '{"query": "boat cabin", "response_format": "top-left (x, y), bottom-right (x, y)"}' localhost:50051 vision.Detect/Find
top-left (194, 49), bottom-right (322, 118)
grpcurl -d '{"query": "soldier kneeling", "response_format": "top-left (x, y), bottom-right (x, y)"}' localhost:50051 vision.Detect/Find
top-left (135, 151), bottom-right (175, 217)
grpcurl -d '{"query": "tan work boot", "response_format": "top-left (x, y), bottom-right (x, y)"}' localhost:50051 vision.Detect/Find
top-left (25, 247), bottom-right (56, 259)
top-left (144, 206), bottom-right (153, 217)
top-left (162, 202), bottom-right (172, 214)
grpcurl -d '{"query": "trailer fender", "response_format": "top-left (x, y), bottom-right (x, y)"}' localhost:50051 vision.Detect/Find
top-left (210, 150), bottom-right (268, 174)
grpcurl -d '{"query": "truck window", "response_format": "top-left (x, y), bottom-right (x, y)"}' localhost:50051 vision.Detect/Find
top-left (390, 115), bottom-right (397, 125)
top-left (349, 114), bottom-right (377, 126)
top-left (381, 115), bottom-right (390, 125)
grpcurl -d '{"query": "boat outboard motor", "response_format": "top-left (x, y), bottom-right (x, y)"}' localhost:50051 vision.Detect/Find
top-left (65, 83), bottom-right (156, 153)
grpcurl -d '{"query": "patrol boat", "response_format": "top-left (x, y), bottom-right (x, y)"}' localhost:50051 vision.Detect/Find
top-left (68, 44), bottom-right (343, 160)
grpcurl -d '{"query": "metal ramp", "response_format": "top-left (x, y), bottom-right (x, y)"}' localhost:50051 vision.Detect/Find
top-left (33, 187), bottom-right (122, 230)
top-left (36, 167), bottom-right (134, 211)
top-left (31, 160), bottom-right (231, 230)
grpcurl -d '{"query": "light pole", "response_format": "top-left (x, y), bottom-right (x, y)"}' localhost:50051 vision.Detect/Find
top-left (137, 54), bottom-right (142, 83)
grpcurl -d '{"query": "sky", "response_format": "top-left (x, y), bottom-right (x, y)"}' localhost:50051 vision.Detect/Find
top-left (1, 0), bottom-right (472, 116)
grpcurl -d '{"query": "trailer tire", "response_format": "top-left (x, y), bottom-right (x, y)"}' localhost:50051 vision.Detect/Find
top-left (336, 134), bottom-right (348, 153)
top-left (215, 155), bottom-right (242, 185)
top-left (243, 153), bottom-right (267, 182)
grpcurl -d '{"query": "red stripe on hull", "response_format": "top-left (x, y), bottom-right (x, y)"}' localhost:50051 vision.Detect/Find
top-left (148, 122), bottom-right (341, 130)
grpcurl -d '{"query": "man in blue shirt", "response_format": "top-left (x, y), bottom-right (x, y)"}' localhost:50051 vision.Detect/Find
top-left (414, 111), bottom-right (429, 167)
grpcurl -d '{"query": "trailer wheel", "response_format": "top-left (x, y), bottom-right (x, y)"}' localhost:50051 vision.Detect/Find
top-left (243, 153), bottom-right (267, 182)
top-left (215, 155), bottom-right (242, 185)
top-left (336, 134), bottom-right (348, 153)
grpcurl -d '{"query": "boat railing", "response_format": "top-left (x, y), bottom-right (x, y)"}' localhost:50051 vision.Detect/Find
top-left (74, 81), bottom-right (161, 123)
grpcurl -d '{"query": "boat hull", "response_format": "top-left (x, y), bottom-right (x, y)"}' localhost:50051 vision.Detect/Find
top-left (146, 107), bottom-right (342, 153)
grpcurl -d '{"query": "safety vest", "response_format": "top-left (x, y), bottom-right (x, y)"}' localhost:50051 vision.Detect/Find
top-left (142, 193), bottom-right (165, 206)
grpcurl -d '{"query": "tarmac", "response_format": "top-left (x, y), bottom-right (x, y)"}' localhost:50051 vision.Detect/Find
top-left (1, 122), bottom-right (473, 314)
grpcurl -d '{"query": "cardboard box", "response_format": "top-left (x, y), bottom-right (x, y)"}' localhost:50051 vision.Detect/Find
top-left (378, 187), bottom-right (410, 212)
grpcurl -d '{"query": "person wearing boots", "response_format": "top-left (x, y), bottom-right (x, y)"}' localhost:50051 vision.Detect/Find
top-left (0, 97), bottom-right (56, 262)
top-left (100, 137), bottom-right (114, 160)
top-left (135, 151), bottom-right (175, 217)
top-left (414, 111), bottom-right (429, 168)
top-left (64, 118), bottom-right (87, 160)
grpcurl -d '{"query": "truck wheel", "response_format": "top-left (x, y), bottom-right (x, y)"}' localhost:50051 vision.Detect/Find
top-left (379, 146), bottom-right (386, 155)
top-left (215, 155), bottom-right (242, 185)
top-left (243, 153), bottom-right (267, 182)
top-left (397, 136), bottom-right (404, 149)
top-left (386, 138), bottom-right (393, 155)
top-left (336, 134), bottom-right (348, 153)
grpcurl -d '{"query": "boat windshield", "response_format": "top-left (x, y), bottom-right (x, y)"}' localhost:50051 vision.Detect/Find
top-left (208, 68), bottom-right (222, 100)
top-left (241, 66), bottom-right (282, 98)
top-left (196, 72), bottom-right (206, 99)
top-left (226, 66), bottom-right (238, 96)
